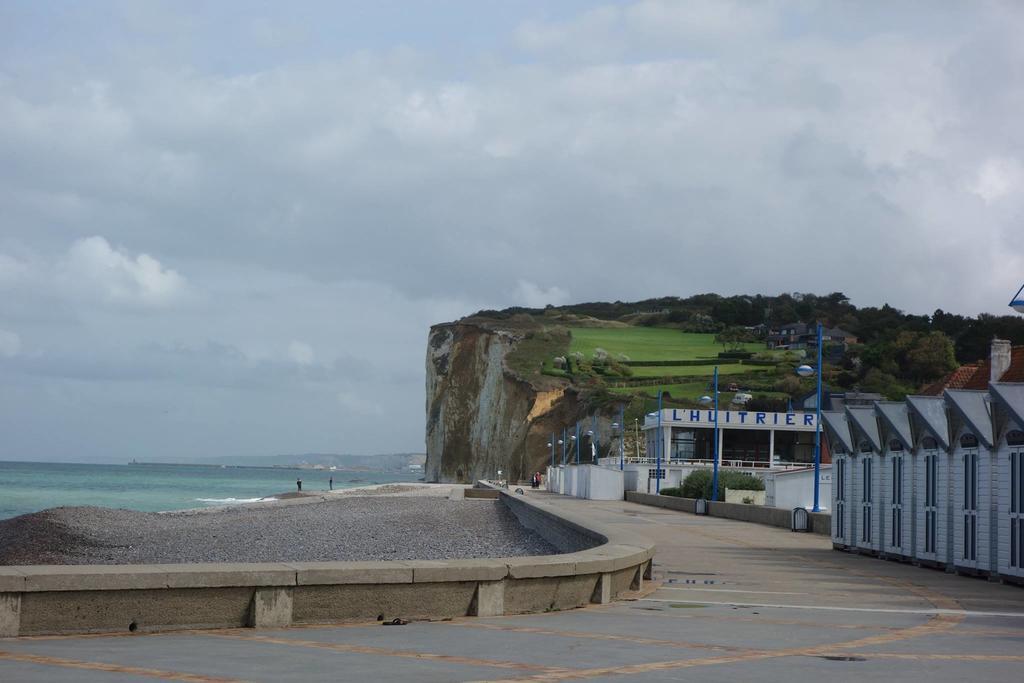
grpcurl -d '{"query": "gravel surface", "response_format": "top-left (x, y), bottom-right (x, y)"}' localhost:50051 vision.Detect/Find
top-left (0, 497), bottom-right (559, 565)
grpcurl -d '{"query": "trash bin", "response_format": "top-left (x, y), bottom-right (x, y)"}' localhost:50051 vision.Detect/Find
top-left (791, 507), bottom-right (810, 532)
top-left (695, 498), bottom-right (709, 515)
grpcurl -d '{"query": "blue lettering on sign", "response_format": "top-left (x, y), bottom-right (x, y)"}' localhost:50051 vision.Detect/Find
top-left (756, 412), bottom-right (766, 424)
top-left (738, 411), bottom-right (748, 423)
top-left (672, 409), bottom-right (680, 421)
top-left (773, 414), bottom-right (779, 425)
top-left (786, 414), bottom-right (795, 425)
top-left (690, 410), bottom-right (701, 422)
top-left (804, 414), bottom-right (814, 426)
top-left (725, 412), bottom-right (730, 423)
top-left (707, 410), bottom-right (715, 422)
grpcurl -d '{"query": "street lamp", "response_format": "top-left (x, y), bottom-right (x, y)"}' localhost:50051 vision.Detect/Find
top-left (586, 430), bottom-right (595, 463)
top-left (699, 368), bottom-right (721, 500)
top-left (796, 322), bottom-right (823, 512)
top-left (1012, 282), bottom-right (1024, 313)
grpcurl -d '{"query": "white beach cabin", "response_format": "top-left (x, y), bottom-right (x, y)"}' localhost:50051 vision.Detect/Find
top-left (906, 395), bottom-right (952, 568)
top-left (823, 411), bottom-right (856, 548)
top-left (990, 382), bottom-right (1024, 584)
top-left (945, 389), bottom-right (997, 575)
top-left (875, 401), bottom-right (915, 560)
top-left (846, 406), bottom-right (885, 555)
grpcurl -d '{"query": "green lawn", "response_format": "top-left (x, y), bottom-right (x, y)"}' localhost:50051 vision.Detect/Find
top-left (569, 327), bottom-right (762, 361)
top-left (627, 364), bottom-right (769, 378)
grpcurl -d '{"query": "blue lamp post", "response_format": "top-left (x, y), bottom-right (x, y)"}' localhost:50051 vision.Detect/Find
top-left (712, 366), bottom-right (720, 501)
top-left (656, 390), bottom-right (663, 493)
top-left (796, 322), bottom-right (824, 512)
top-left (561, 428), bottom-right (567, 465)
top-left (616, 403), bottom-right (625, 470)
top-left (574, 422), bottom-right (580, 464)
top-left (548, 433), bottom-right (555, 469)
top-left (700, 367), bottom-right (720, 501)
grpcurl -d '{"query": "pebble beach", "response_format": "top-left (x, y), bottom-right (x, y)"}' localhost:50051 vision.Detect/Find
top-left (0, 485), bottom-right (559, 565)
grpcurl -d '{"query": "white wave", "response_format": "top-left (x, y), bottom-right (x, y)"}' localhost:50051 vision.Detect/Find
top-left (195, 497), bottom-right (274, 504)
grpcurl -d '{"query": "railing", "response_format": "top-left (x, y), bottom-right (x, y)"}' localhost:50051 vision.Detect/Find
top-left (597, 457), bottom-right (811, 470)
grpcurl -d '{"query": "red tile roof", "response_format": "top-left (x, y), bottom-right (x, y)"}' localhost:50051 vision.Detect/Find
top-left (921, 346), bottom-right (1024, 395)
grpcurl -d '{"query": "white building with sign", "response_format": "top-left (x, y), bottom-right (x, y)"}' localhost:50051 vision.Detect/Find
top-left (587, 408), bottom-right (832, 508)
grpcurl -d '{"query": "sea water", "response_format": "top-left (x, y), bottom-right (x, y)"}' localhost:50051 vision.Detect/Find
top-left (0, 461), bottom-right (421, 520)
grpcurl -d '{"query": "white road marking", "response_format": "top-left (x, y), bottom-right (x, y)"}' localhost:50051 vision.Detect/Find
top-left (639, 598), bottom-right (1024, 619)
top-left (658, 587), bottom-right (809, 596)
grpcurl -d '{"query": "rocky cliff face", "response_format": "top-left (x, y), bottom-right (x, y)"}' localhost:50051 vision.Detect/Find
top-left (425, 321), bottom-right (587, 483)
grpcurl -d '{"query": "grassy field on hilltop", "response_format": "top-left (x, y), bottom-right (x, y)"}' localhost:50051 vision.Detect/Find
top-left (569, 327), bottom-right (763, 361)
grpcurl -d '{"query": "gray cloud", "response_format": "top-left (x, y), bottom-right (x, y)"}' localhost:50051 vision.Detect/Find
top-left (1, 0), bottom-right (1022, 460)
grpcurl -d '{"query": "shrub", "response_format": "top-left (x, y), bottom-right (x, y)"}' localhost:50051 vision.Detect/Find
top-left (659, 486), bottom-right (684, 497)
top-left (681, 468), bottom-right (764, 501)
top-left (681, 469), bottom-right (711, 499)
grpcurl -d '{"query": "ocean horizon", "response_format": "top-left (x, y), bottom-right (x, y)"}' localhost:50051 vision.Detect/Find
top-left (0, 460), bottom-right (421, 520)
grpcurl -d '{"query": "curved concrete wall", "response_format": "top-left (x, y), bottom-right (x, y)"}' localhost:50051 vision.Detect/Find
top-left (0, 493), bottom-right (654, 637)
top-left (626, 491), bottom-right (832, 535)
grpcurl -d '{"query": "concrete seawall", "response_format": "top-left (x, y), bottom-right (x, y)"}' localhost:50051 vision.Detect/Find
top-left (0, 492), bottom-right (654, 637)
top-left (626, 492), bottom-right (831, 535)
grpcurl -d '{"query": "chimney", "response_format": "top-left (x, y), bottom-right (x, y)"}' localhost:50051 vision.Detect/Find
top-left (991, 338), bottom-right (1012, 383)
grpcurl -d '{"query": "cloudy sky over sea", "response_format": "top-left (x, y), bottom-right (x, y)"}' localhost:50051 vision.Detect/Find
top-left (1, 1), bottom-right (1022, 460)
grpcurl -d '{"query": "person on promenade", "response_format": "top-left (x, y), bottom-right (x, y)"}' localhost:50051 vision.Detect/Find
top-left (329, 477), bottom-right (333, 491)
top-left (296, 478), bottom-right (302, 492)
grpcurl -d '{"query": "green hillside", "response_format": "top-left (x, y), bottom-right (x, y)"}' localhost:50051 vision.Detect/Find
top-left (569, 328), bottom-right (761, 361)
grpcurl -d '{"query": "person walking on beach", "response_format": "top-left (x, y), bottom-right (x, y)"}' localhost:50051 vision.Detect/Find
top-left (296, 478), bottom-right (302, 492)
top-left (329, 476), bottom-right (333, 491)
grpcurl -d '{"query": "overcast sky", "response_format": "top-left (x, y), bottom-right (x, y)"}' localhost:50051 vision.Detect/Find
top-left (1, 1), bottom-right (1022, 462)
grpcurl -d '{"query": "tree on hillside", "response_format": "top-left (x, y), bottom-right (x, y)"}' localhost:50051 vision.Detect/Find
top-left (715, 326), bottom-right (755, 351)
top-left (906, 331), bottom-right (957, 381)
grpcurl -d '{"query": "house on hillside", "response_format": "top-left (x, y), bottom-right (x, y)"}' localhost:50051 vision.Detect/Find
top-left (921, 339), bottom-right (1024, 395)
top-left (766, 322), bottom-right (858, 351)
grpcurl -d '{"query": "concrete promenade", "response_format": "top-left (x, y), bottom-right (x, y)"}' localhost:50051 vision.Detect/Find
top-left (3, 491), bottom-right (1024, 681)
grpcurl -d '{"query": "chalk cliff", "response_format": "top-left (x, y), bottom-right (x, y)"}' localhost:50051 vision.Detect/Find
top-left (425, 319), bottom-right (589, 483)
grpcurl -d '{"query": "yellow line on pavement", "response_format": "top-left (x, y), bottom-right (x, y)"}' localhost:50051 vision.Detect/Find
top-left (471, 612), bottom-right (964, 681)
top-left (444, 620), bottom-right (764, 654)
top-left (0, 649), bottom-right (244, 682)
top-left (211, 632), bottom-right (570, 673)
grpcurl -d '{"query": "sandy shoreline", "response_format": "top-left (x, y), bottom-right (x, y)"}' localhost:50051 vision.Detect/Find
top-left (0, 484), bottom-right (558, 566)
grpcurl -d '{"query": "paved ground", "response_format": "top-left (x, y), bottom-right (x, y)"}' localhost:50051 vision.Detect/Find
top-left (3, 492), bottom-right (1024, 682)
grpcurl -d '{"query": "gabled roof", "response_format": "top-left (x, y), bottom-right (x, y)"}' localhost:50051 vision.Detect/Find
top-left (905, 395), bottom-right (950, 449)
top-left (875, 401), bottom-right (914, 451)
top-left (944, 389), bottom-right (993, 448)
top-left (990, 382), bottom-right (1024, 433)
top-left (847, 406), bottom-right (881, 452)
top-left (922, 346), bottom-right (1024, 395)
top-left (822, 411), bottom-right (855, 454)
top-left (921, 363), bottom-right (983, 395)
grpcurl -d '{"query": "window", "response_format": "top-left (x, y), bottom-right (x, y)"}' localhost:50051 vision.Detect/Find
top-left (889, 439), bottom-right (904, 452)
top-left (860, 441), bottom-right (873, 453)
top-left (861, 456), bottom-right (873, 543)
top-left (648, 469), bottom-right (666, 480)
top-left (836, 457), bottom-right (846, 539)
top-left (1012, 451), bottom-right (1023, 569)
top-left (1007, 430), bottom-right (1024, 447)
top-left (963, 451), bottom-right (977, 562)
top-left (924, 453), bottom-right (937, 554)
top-left (922, 436), bottom-right (938, 451)
top-left (960, 433), bottom-right (979, 448)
